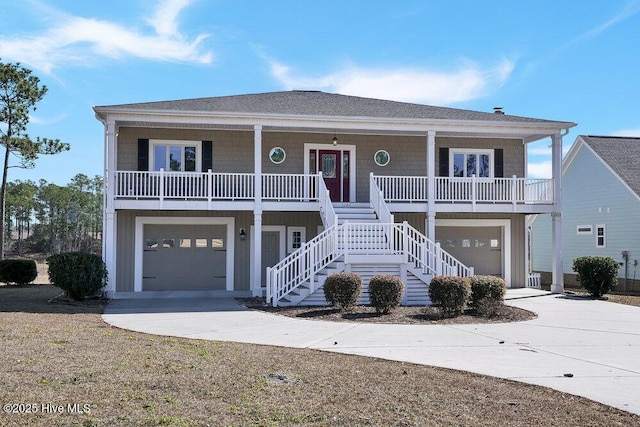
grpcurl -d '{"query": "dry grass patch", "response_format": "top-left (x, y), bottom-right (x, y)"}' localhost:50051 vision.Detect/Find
top-left (606, 293), bottom-right (640, 307)
top-left (1, 285), bottom-right (638, 426)
top-left (562, 288), bottom-right (640, 308)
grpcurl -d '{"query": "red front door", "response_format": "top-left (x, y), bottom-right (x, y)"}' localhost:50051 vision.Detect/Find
top-left (319, 150), bottom-right (341, 202)
top-left (317, 150), bottom-right (350, 202)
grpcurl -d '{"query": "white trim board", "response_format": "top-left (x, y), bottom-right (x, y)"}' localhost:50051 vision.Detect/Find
top-left (435, 218), bottom-right (511, 285)
top-left (134, 216), bottom-right (235, 292)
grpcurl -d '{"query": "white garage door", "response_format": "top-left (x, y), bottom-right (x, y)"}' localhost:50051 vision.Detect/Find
top-left (437, 226), bottom-right (502, 277)
top-left (143, 224), bottom-right (227, 291)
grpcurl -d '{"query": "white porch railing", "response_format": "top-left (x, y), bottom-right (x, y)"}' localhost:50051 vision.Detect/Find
top-left (373, 175), bottom-right (429, 202)
top-left (262, 173), bottom-right (319, 200)
top-left (435, 176), bottom-right (553, 204)
top-left (114, 170), bottom-right (255, 200)
top-left (115, 171), bottom-right (327, 201)
top-left (373, 175), bottom-right (554, 205)
top-left (267, 222), bottom-right (473, 306)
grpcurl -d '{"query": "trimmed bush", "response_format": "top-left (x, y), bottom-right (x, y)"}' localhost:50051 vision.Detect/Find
top-left (475, 297), bottom-right (503, 318)
top-left (469, 275), bottom-right (506, 309)
top-left (428, 276), bottom-right (470, 317)
top-left (369, 275), bottom-right (405, 314)
top-left (323, 272), bottom-right (362, 310)
top-left (47, 252), bottom-right (108, 301)
top-left (572, 256), bottom-right (619, 297)
top-left (0, 259), bottom-right (37, 285)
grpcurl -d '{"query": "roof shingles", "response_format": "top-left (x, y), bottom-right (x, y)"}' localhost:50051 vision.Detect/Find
top-left (581, 135), bottom-right (640, 197)
top-left (96, 90), bottom-right (569, 124)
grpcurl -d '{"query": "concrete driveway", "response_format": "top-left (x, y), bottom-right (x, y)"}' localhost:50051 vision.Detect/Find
top-left (103, 289), bottom-right (640, 415)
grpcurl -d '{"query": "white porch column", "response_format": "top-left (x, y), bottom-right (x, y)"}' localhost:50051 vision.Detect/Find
top-left (103, 121), bottom-right (117, 296)
top-left (253, 125), bottom-right (263, 296)
top-left (551, 132), bottom-right (564, 293)
top-left (426, 130), bottom-right (436, 241)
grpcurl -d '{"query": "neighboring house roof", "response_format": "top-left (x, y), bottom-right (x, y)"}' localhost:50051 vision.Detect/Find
top-left (95, 90), bottom-right (570, 125)
top-left (574, 135), bottom-right (640, 198)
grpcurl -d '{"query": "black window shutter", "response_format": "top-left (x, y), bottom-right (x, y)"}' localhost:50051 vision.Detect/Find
top-left (438, 147), bottom-right (449, 176)
top-left (494, 149), bottom-right (504, 178)
top-left (202, 141), bottom-right (213, 171)
top-left (137, 139), bottom-right (149, 171)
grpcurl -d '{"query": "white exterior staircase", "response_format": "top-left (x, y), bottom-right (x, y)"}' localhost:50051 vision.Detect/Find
top-left (266, 179), bottom-right (474, 307)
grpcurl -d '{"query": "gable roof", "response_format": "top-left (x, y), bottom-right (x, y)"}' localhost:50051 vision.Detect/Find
top-left (576, 135), bottom-right (640, 198)
top-left (95, 90), bottom-right (570, 125)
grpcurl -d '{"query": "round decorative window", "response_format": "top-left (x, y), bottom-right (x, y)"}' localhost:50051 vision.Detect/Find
top-left (269, 147), bottom-right (286, 164)
top-left (374, 150), bottom-right (390, 166)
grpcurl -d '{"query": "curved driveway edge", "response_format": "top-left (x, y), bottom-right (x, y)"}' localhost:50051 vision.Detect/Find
top-left (103, 289), bottom-right (640, 415)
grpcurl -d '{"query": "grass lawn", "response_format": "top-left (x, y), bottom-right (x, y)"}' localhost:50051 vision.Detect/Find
top-left (1, 285), bottom-right (639, 426)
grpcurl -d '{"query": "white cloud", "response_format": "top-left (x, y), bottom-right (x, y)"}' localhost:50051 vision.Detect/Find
top-left (29, 113), bottom-right (68, 126)
top-left (528, 160), bottom-right (552, 179)
top-left (612, 128), bottom-right (640, 137)
top-left (528, 146), bottom-right (551, 156)
top-left (268, 58), bottom-right (515, 104)
top-left (565, 1), bottom-right (640, 48)
top-left (0, 0), bottom-right (212, 74)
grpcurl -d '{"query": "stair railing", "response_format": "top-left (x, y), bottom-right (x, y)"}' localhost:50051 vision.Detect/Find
top-left (318, 173), bottom-right (338, 228)
top-left (369, 172), bottom-right (394, 224)
top-left (403, 222), bottom-right (474, 277)
top-left (267, 224), bottom-right (343, 307)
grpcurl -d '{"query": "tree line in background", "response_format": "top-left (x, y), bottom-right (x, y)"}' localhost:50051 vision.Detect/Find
top-left (5, 174), bottom-right (102, 256)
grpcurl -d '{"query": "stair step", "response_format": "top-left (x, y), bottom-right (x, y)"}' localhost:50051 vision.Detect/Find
top-left (334, 208), bottom-right (376, 214)
top-left (333, 204), bottom-right (374, 209)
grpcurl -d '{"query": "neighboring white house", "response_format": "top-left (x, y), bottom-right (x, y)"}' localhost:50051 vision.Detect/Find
top-left (93, 91), bottom-right (575, 305)
top-left (530, 135), bottom-right (640, 293)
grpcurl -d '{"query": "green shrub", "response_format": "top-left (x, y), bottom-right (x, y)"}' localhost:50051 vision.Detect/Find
top-left (469, 275), bottom-right (506, 309)
top-left (572, 256), bottom-right (619, 297)
top-left (475, 297), bottom-right (503, 318)
top-left (369, 275), bottom-right (405, 314)
top-left (47, 252), bottom-right (108, 301)
top-left (323, 272), bottom-right (362, 310)
top-left (0, 259), bottom-right (37, 285)
top-left (428, 276), bottom-right (470, 317)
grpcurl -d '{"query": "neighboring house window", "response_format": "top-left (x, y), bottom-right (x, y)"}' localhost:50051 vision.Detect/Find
top-left (151, 141), bottom-right (201, 172)
top-left (287, 227), bottom-right (306, 253)
top-left (576, 225), bottom-right (593, 235)
top-left (596, 225), bottom-right (606, 248)
top-left (450, 149), bottom-right (493, 178)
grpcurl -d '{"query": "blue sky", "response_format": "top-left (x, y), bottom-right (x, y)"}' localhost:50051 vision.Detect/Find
top-left (1, 0), bottom-right (639, 184)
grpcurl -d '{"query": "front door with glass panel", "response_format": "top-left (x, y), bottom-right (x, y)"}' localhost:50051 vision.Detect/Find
top-left (312, 149), bottom-right (350, 202)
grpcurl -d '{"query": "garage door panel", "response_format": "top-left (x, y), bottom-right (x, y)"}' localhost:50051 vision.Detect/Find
top-left (437, 226), bottom-right (502, 277)
top-left (143, 224), bottom-right (227, 291)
